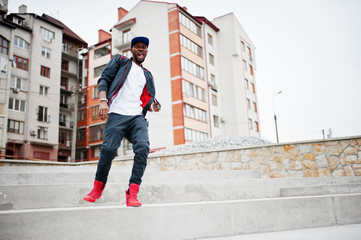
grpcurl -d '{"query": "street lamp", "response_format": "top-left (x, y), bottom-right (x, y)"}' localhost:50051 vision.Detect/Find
top-left (272, 91), bottom-right (282, 143)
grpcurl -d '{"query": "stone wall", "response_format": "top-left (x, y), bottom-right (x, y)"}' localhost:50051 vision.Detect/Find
top-left (113, 136), bottom-right (361, 178)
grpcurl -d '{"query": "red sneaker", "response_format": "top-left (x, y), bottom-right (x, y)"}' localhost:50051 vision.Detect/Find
top-left (125, 183), bottom-right (142, 207)
top-left (84, 180), bottom-right (105, 202)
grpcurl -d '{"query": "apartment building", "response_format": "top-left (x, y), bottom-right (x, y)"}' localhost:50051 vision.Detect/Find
top-left (109, 0), bottom-right (260, 154)
top-left (76, 30), bottom-right (112, 161)
top-left (42, 14), bottom-right (87, 161)
top-left (0, 5), bottom-right (86, 161)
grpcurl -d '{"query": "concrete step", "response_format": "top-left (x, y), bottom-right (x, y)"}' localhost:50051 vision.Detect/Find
top-left (280, 183), bottom-right (361, 197)
top-left (0, 169), bottom-right (260, 185)
top-left (2, 177), bottom-right (361, 211)
top-left (1, 193), bottom-right (360, 240)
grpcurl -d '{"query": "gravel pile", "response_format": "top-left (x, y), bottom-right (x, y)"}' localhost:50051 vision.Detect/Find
top-left (152, 136), bottom-right (272, 155)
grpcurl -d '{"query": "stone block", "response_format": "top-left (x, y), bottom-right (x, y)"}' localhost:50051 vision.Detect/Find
top-left (346, 155), bottom-right (358, 164)
top-left (312, 143), bottom-right (325, 155)
top-left (290, 160), bottom-right (302, 171)
top-left (344, 147), bottom-right (357, 155)
top-left (303, 169), bottom-right (317, 177)
top-left (331, 169), bottom-right (345, 177)
top-left (344, 165), bottom-right (355, 176)
top-left (317, 168), bottom-right (331, 177)
top-left (302, 160), bottom-right (317, 170)
top-left (299, 144), bottom-right (312, 153)
top-left (327, 156), bottom-right (340, 172)
top-left (303, 153), bottom-right (315, 161)
top-left (316, 155), bottom-right (329, 168)
top-left (326, 145), bottom-right (343, 156)
top-left (340, 140), bottom-right (350, 149)
top-left (325, 141), bottom-right (339, 147)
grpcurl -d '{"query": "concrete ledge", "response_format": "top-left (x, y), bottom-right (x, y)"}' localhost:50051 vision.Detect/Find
top-left (280, 184), bottom-right (361, 197)
top-left (1, 194), bottom-right (360, 240)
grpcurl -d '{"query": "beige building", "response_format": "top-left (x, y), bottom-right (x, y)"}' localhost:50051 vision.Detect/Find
top-left (1, 5), bottom-right (86, 161)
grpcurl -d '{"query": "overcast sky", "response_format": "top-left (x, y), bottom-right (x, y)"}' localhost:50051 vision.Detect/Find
top-left (8, 0), bottom-right (361, 143)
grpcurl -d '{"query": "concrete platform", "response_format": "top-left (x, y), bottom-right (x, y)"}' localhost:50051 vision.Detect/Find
top-left (200, 224), bottom-right (361, 240)
top-left (1, 194), bottom-right (360, 240)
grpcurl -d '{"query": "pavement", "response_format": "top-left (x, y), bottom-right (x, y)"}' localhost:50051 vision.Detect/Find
top-left (200, 224), bottom-right (361, 240)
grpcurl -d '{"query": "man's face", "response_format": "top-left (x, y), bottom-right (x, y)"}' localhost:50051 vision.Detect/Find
top-left (131, 42), bottom-right (148, 64)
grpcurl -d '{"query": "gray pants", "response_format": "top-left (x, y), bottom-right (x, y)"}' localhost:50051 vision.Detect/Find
top-left (95, 113), bottom-right (149, 185)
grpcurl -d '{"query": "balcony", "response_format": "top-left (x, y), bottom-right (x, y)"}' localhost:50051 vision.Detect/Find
top-left (62, 48), bottom-right (78, 61)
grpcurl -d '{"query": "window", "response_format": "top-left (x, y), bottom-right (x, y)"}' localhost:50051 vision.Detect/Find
top-left (95, 45), bottom-right (111, 59)
top-left (37, 126), bottom-right (48, 140)
top-left (60, 95), bottom-right (68, 108)
top-left (251, 83), bottom-right (255, 93)
top-left (40, 66), bottom-right (50, 78)
top-left (13, 55), bottom-right (28, 71)
top-left (245, 79), bottom-right (249, 90)
top-left (184, 128), bottom-right (207, 142)
top-left (10, 76), bottom-right (26, 91)
top-left (182, 80), bottom-right (205, 101)
top-left (38, 106), bottom-right (48, 122)
top-left (14, 36), bottom-right (29, 50)
top-left (247, 98), bottom-right (251, 109)
top-left (242, 60), bottom-right (247, 72)
top-left (181, 57), bottom-right (204, 79)
top-left (92, 105), bottom-right (100, 120)
top-left (248, 46), bottom-right (252, 60)
top-left (94, 65), bottom-right (106, 77)
top-left (250, 65), bottom-right (254, 75)
top-left (179, 13), bottom-right (201, 36)
top-left (123, 49), bottom-right (132, 58)
top-left (59, 113), bottom-right (66, 126)
top-left (62, 43), bottom-right (69, 53)
top-left (208, 34), bottom-right (213, 45)
top-left (123, 29), bottom-right (131, 44)
top-left (78, 109), bottom-right (86, 121)
top-left (61, 60), bottom-right (69, 71)
top-left (8, 98), bottom-right (25, 112)
top-left (255, 121), bottom-right (259, 132)
top-left (12, 17), bottom-right (23, 25)
top-left (183, 104), bottom-right (207, 122)
top-left (7, 119), bottom-right (24, 134)
top-left (212, 94), bottom-right (218, 106)
top-left (40, 27), bottom-right (54, 42)
top-left (89, 124), bottom-right (105, 142)
top-left (211, 74), bottom-right (215, 83)
top-left (77, 128), bottom-right (86, 142)
top-left (41, 47), bottom-right (51, 58)
top-left (61, 77), bottom-right (68, 89)
top-left (241, 41), bottom-right (245, 51)
top-left (209, 53), bottom-right (214, 65)
top-left (253, 102), bottom-right (258, 112)
top-left (213, 115), bottom-right (219, 128)
top-left (0, 36), bottom-right (9, 55)
top-left (93, 86), bottom-right (99, 99)
top-left (180, 34), bottom-right (202, 57)
top-left (39, 85), bottom-right (49, 96)
top-left (248, 118), bottom-right (253, 130)
top-left (59, 129), bottom-right (72, 147)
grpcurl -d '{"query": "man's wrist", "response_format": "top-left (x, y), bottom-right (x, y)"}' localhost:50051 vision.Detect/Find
top-left (99, 98), bottom-right (108, 103)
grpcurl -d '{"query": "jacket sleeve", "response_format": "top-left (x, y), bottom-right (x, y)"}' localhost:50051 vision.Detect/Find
top-left (97, 54), bottom-right (123, 93)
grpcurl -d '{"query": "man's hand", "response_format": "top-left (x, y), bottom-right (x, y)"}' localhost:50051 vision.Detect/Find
top-left (98, 91), bottom-right (108, 120)
top-left (151, 101), bottom-right (161, 112)
top-left (99, 101), bottom-right (109, 120)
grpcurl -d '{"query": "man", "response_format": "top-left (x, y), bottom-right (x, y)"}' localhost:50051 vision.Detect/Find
top-left (84, 36), bottom-right (160, 207)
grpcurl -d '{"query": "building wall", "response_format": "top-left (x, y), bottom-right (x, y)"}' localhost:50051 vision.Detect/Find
top-left (111, 136), bottom-right (361, 178)
top-left (212, 13), bottom-right (260, 138)
top-left (25, 15), bottom-right (62, 153)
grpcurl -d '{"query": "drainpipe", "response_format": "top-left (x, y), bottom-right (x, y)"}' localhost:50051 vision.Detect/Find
top-left (202, 21), bottom-right (212, 138)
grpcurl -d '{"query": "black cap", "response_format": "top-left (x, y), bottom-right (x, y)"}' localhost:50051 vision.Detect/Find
top-left (131, 36), bottom-right (149, 48)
